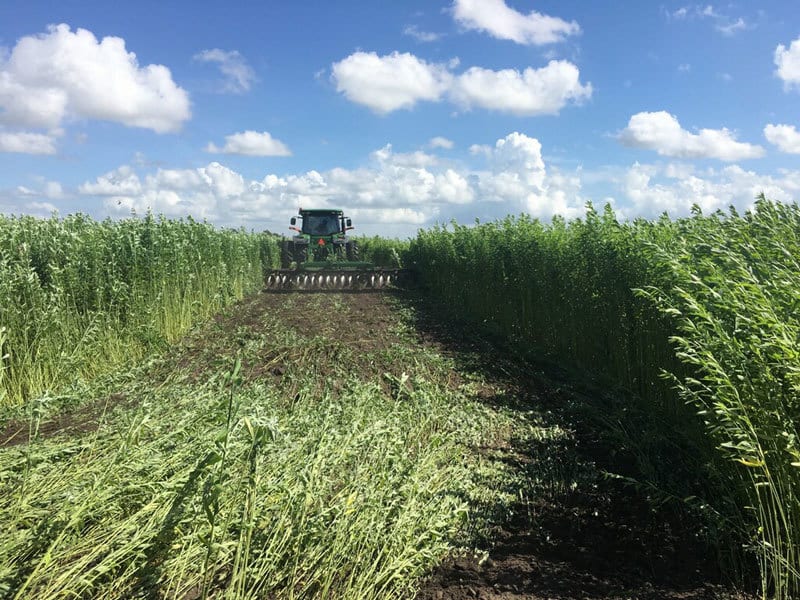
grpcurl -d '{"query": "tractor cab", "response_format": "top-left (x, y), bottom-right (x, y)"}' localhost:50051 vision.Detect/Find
top-left (302, 213), bottom-right (342, 236)
top-left (290, 210), bottom-right (352, 237)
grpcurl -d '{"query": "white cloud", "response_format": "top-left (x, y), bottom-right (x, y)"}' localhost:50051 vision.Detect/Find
top-left (78, 165), bottom-right (142, 196)
top-left (619, 111), bottom-right (764, 161)
top-left (403, 25), bottom-right (441, 43)
top-left (775, 36), bottom-right (800, 90)
top-left (193, 49), bottom-right (256, 94)
top-left (764, 124), bottom-right (800, 154)
top-left (206, 130), bottom-right (291, 156)
top-left (470, 131), bottom-right (588, 219)
top-left (666, 5), bottom-right (749, 35)
top-left (349, 207), bottom-right (429, 224)
top-left (435, 169), bottom-right (474, 204)
top-left (75, 132), bottom-right (593, 231)
top-left (0, 24), bottom-right (190, 133)
top-left (715, 17), bottom-right (745, 36)
top-left (450, 60), bottom-right (592, 115)
top-left (372, 144), bottom-right (439, 167)
top-left (12, 179), bottom-right (64, 207)
top-left (43, 181), bottom-right (63, 199)
top-left (469, 143), bottom-right (492, 157)
top-left (0, 131), bottom-right (57, 154)
top-left (493, 132), bottom-right (545, 175)
top-left (622, 161), bottom-right (800, 217)
top-left (331, 51), bottom-right (591, 116)
top-left (26, 201), bottom-right (59, 215)
top-left (57, 133), bottom-right (800, 236)
top-left (451, 0), bottom-right (580, 45)
top-left (200, 162), bottom-right (246, 198)
top-left (429, 136), bottom-right (454, 149)
top-left (331, 51), bottom-right (451, 114)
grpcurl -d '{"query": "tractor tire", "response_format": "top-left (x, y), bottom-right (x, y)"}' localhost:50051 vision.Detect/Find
top-left (346, 240), bottom-right (360, 261)
top-left (280, 240), bottom-right (292, 268)
top-left (293, 243), bottom-right (309, 265)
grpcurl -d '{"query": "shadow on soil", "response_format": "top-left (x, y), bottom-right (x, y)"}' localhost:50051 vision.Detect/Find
top-left (393, 290), bottom-right (752, 600)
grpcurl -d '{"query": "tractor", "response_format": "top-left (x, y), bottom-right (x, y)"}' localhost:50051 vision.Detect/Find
top-left (265, 209), bottom-right (402, 289)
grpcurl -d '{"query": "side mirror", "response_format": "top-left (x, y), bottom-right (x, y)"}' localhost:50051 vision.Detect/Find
top-left (290, 217), bottom-right (296, 225)
top-left (346, 218), bottom-right (352, 227)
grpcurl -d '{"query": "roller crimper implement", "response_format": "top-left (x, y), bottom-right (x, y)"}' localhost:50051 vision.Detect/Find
top-left (265, 208), bottom-right (406, 290)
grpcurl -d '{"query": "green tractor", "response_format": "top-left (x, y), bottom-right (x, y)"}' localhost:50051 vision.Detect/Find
top-left (266, 208), bottom-right (402, 289)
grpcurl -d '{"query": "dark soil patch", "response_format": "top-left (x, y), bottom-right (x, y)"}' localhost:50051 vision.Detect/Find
top-left (168, 289), bottom-right (409, 388)
top-left (261, 288), bottom-right (403, 352)
top-left (0, 392), bottom-right (128, 447)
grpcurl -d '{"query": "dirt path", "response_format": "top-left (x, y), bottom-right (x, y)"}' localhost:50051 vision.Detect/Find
top-left (0, 289), bottom-right (752, 599)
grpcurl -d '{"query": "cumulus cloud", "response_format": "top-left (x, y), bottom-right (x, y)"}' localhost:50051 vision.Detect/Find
top-left (75, 132), bottom-right (594, 232)
top-left (206, 130), bottom-right (291, 156)
top-left (49, 132), bottom-right (800, 235)
top-left (330, 51), bottom-right (451, 113)
top-left (193, 49), bottom-right (256, 94)
top-left (78, 165), bottom-right (143, 196)
top-left (450, 61), bottom-right (592, 115)
top-left (619, 111), bottom-right (764, 161)
top-left (764, 124), bottom-right (800, 154)
top-left (429, 136), bottom-right (454, 149)
top-left (0, 131), bottom-right (57, 154)
top-left (451, 0), bottom-right (580, 45)
top-left (775, 36), bottom-right (800, 89)
top-left (331, 51), bottom-right (591, 116)
top-left (0, 24), bottom-right (190, 133)
top-left (466, 131), bottom-right (587, 220)
top-left (622, 161), bottom-right (800, 217)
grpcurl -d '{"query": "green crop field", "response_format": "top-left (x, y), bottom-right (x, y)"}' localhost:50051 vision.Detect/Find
top-left (1, 199), bottom-right (798, 598)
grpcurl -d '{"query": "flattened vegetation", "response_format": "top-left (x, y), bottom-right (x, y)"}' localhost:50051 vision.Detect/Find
top-left (0, 290), bottom-right (750, 599)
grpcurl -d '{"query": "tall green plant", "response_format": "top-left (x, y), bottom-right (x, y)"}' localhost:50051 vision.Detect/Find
top-left (409, 197), bottom-right (800, 596)
top-left (0, 214), bottom-right (279, 407)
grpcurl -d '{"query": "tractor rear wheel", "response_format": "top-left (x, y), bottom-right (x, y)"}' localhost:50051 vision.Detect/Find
top-left (293, 243), bottom-right (309, 265)
top-left (346, 240), bottom-right (360, 261)
top-left (280, 240), bottom-right (292, 268)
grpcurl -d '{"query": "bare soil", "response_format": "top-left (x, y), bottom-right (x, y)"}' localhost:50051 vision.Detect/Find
top-left (0, 392), bottom-right (128, 447)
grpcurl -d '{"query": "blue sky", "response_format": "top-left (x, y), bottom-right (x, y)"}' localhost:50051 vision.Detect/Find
top-left (1, 0), bottom-right (799, 237)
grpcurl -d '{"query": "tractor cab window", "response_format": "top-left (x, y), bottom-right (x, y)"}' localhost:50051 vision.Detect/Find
top-left (303, 214), bottom-right (341, 236)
